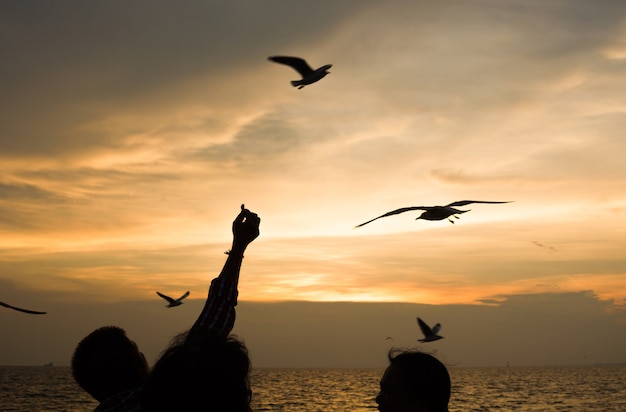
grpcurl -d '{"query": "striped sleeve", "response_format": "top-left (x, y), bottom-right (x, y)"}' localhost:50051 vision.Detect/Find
top-left (190, 275), bottom-right (239, 338)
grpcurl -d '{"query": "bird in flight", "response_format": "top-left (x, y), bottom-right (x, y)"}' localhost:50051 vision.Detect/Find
top-left (268, 56), bottom-right (332, 89)
top-left (355, 200), bottom-right (512, 227)
top-left (417, 317), bottom-right (443, 342)
top-left (156, 291), bottom-right (190, 308)
top-left (0, 300), bottom-right (47, 314)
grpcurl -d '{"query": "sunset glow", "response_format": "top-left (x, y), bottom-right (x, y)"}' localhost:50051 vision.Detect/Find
top-left (1, 1), bottom-right (625, 367)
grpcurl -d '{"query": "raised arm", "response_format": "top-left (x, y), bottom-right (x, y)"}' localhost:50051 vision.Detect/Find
top-left (190, 205), bottom-right (260, 337)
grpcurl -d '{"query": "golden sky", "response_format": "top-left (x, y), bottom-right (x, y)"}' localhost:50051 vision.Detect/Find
top-left (1, 1), bottom-right (626, 366)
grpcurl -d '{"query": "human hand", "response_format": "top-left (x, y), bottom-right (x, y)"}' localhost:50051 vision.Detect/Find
top-left (230, 204), bottom-right (260, 255)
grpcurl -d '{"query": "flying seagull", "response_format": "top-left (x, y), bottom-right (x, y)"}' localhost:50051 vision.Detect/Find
top-left (0, 300), bottom-right (47, 315)
top-left (268, 56), bottom-right (332, 89)
top-left (417, 317), bottom-right (443, 342)
top-left (355, 200), bottom-right (512, 227)
top-left (156, 291), bottom-right (190, 308)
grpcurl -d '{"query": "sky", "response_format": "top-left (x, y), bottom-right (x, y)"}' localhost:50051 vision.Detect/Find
top-left (1, 0), bottom-right (626, 368)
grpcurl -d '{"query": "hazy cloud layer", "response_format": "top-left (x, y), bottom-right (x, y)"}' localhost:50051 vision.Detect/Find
top-left (1, 287), bottom-right (624, 367)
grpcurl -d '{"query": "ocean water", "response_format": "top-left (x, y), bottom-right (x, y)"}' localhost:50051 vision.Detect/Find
top-left (1, 365), bottom-right (625, 411)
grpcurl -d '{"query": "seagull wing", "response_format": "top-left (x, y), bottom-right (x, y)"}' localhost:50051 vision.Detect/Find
top-left (268, 56), bottom-right (314, 76)
top-left (446, 200), bottom-right (512, 207)
top-left (156, 291), bottom-right (176, 304)
top-left (355, 207), bottom-right (430, 228)
top-left (177, 291), bottom-right (190, 302)
top-left (0, 300), bottom-right (47, 315)
top-left (431, 323), bottom-right (442, 335)
top-left (417, 317), bottom-right (434, 337)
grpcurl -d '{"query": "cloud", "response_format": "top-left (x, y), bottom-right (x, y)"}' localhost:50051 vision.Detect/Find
top-left (0, 180), bottom-right (70, 204)
top-left (0, 1), bottom-right (369, 158)
top-left (429, 168), bottom-right (545, 185)
top-left (187, 110), bottom-right (304, 165)
top-left (0, 167), bottom-right (183, 234)
top-left (234, 291), bottom-right (626, 367)
top-left (3, 290), bottom-right (623, 367)
top-left (0, 242), bottom-right (224, 304)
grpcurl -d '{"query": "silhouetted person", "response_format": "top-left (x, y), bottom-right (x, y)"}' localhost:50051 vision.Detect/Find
top-left (72, 326), bottom-right (148, 411)
top-left (142, 332), bottom-right (251, 412)
top-left (141, 206), bottom-right (259, 412)
top-left (376, 349), bottom-right (451, 412)
top-left (72, 206), bottom-right (259, 412)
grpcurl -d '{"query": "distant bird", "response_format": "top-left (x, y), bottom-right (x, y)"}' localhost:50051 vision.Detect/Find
top-left (532, 241), bottom-right (557, 253)
top-left (0, 300), bottom-right (46, 315)
top-left (417, 317), bottom-right (443, 342)
top-left (355, 200), bottom-right (512, 227)
top-left (268, 56), bottom-right (332, 89)
top-left (156, 291), bottom-right (190, 308)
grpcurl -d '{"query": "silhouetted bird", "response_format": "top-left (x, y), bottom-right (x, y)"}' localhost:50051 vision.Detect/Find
top-left (417, 317), bottom-right (443, 342)
top-left (156, 291), bottom-right (190, 308)
top-left (355, 200), bottom-right (512, 227)
top-left (0, 300), bottom-right (46, 314)
top-left (268, 56), bottom-right (332, 89)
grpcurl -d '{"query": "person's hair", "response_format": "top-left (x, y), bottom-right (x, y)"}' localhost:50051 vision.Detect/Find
top-left (142, 331), bottom-right (252, 412)
top-left (388, 349), bottom-right (451, 412)
top-left (71, 326), bottom-right (148, 402)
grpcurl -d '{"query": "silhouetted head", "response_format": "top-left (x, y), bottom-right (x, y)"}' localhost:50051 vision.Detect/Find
top-left (416, 210), bottom-right (428, 221)
top-left (320, 64), bottom-right (332, 73)
top-left (71, 326), bottom-right (149, 402)
top-left (376, 349), bottom-right (450, 412)
top-left (142, 331), bottom-right (252, 412)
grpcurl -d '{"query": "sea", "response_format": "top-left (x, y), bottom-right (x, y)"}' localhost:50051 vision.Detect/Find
top-left (0, 365), bottom-right (625, 411)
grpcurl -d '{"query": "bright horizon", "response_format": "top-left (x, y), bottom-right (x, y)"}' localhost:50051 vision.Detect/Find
top-left (1, 0), bottom-right (626, 367)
